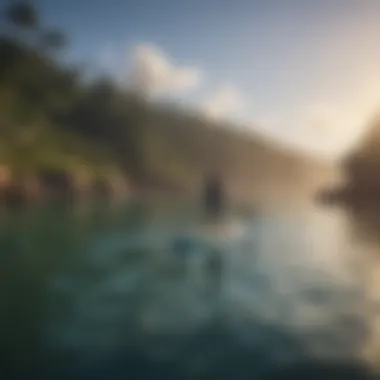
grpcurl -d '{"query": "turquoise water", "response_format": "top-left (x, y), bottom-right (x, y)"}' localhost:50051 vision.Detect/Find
top-left (0, 200), bottom-right (376, 379)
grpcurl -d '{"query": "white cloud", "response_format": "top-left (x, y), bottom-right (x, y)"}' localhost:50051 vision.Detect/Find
top-left (126, 44), bottom-right (201, 97)
top-left (201, 85), bottom-right (245, 120)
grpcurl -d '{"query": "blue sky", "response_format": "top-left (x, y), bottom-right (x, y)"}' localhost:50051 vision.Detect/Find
top-left (37, 0), bottom-right (380, 159)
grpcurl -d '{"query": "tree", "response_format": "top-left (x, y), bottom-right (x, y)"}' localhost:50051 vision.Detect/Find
top-left (5, 1), bottom-right (38, 29)
top-left (40, 29), bottom-right (66, 52)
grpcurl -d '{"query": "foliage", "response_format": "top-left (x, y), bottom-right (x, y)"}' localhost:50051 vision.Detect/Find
top-left (6, 1), bottom-right (38, 29)
top-left (0, 0), bottom-right (299, 196)
top-left (0, 1), bottom-right (134, 184)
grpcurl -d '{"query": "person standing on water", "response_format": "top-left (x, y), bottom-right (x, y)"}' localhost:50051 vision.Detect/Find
top-left (203, 173), bottom-right (225, 222)
top-left (202, 173), bottom-right (225, 308)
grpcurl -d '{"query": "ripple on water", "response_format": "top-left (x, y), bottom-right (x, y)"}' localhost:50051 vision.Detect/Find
top-left (44, 210), bottom-right (371, 376)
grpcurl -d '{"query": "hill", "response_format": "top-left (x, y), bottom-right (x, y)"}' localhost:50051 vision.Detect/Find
top-left (0, 1), bottom-right (340, 208)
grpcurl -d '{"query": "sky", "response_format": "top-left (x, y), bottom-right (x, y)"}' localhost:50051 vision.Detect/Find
top-left (37, 0), bottom-right (380, 160)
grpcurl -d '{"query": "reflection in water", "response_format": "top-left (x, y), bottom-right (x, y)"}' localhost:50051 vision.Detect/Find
top-left (0, 200), bottom-right (378, 378)
top-left (347, 208), bottom-right (380, 369)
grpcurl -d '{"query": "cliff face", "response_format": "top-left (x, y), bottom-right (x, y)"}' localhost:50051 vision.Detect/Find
top-left (316, 115), bottom-right (380, 215)
top-left (318, 116), bottom-right (380, 242)
top-left (142, 107), bottom-right (342, 210)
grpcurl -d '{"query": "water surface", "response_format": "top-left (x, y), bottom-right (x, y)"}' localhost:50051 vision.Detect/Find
top-left (0, 200), bottom-right (377, 379)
